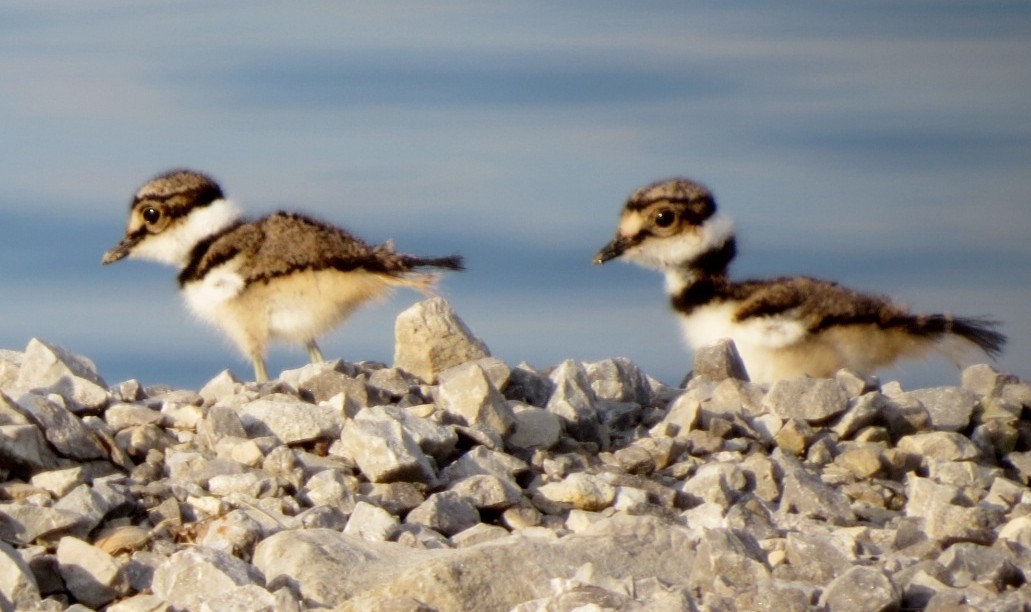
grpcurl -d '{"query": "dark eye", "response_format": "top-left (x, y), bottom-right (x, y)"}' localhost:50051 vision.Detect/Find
top-left (654, 209), bottom-right (676, 228)
top-left (142, 207), bottom-right (161, 224)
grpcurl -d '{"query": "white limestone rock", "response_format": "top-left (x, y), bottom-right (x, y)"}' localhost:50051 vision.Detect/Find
top-left (238, 397), bottom-right (342, 444)
top-left (151, 546), bottom-right (265, 611)
top-left (436, 361), bottom-right (514, 438)
top-left (0, 540), bottom-right (41, 610)
top-left (393, 297), bottom-right (490, 384)
top-left (56, 536), bottom-right (130, 609)
top-left (339, 416), bottom-right (436, 484)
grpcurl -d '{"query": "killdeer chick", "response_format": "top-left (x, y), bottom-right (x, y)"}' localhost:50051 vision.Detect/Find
top-left (593, 177), bottom-right (1006, 384)
top-left (103, 169), bottom-right (463, 382)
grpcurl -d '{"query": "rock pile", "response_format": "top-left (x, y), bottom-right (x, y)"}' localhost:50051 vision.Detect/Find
top-left (1, 297), bottom-right (1030, 610)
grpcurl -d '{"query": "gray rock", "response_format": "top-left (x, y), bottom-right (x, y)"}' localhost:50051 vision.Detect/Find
top-left (343, 500), bottom-right (399, 542)
top-left (13, 339), bottom-right (107, 395)
top-left (366, 367), bottom-right (417, 400)
top-left (927, 459), bottom-right (1000, 490)
top-left (0, 424), bottom-right (63, 472)
top-left (436, 362), bottom-right (514, 438)
top-left (151, 546), bottom-right (265, 611)
top-left (692, 338), bottom-right (749, 382)
top-left (198, 510), bottom-right (265, 559)
top-left (339, 417), bottom-right (436, 484)
top-left (1002, 380), bottom-right (1031, 408)
top-left (0, 351), bottom-right (21, 393)
top-left (703, 378), bottom-right (766, 424)
top-left (612, 443), bottom-right (656, 475)
top-left (832, 392), bottom-right (888, 439)
top-left (902, 387), bottom-right (978, 432)
top-left (781, 530), bottom-right (854, 583)
top-left (439, 445), bottom-right (529, 485)
top-left (659, 391), bottom-right (701, 436)
top-left (773, 449), bottom-right (855, 525)
top-left (739, 453), bottom-right (780, 503)
top-left (253, 529), bottom-right (428, 607)
top-left (881, 393), bottom-right (932, 437)
top-left (165, 449), bottom-right (247, 487)
top-left (971, 417), bottom-right (1019, 458)
top-left (998, 515), bottom-right (1031, 548)
top-left (299, 468), bottom-right (356, 509)
top-left (198, 583), bottom-right (277, 612)
top-left (0, 392), bottom-right (32, 426)
top-left (360, 405), bottom-right (458, 459)
top-left (833, 444), bottom-right (884, 479)
top-left (897, 431), bottom-right (980, 462)
top-left (392, 522), bottom-right (452, 550)
top-left (56, 536), bottom-right (129, 609)
top-left (534, 472), bottom-right (617, 512)
top-left (450, 523), bottom-right (510, 548)
top-left (507, 403), bottom-right (562, 450)
top-left (238, 397), bottom-right (341, 444)
top-left (546, 360), bottom-right (606, 445)
top-left (115, 423), bottom-right (176, 459)
top-left (360, 481), bottom-right (425, 515)
top-left (29, 466), bottom-right (86, 497)
top-left (448, 474), bottom-right (523, 510)
top-left (763, 377), bottom-right (849, 424)
top-left (961, 364), bottom-right (1016, 397)
top-left (393, 297), bottom-right (491, 384)
top-left (15, 394), bottom-right (108, 461)
top-left (774, 418), bottom-right (816, 456)
top-left (680, 462), bottom-right (748, 508)
top-left (39, 375), bottom-right (110, 414)
top-left (405, 490), bottom-right (480, 536)
top-left (462, 357), bottom-right (512, 393)
top-left (197, 368), bottom-right (245, 403)
top-left (52, 483), bottom-right (119, 539)
top-left (938, 542), bottom-right (1021, 591)
top-left (817, 565), bottom-right (899, 612)
top-left (905, 477), bottom-right (1003, 544)
top-left (257, 515), bottom-right (698, 611)
top-left (1005, 450), bottom-right (1031, 484)
top-left (106, 593), bottom-right (169, 612)
top-left (0, 502), bottom-right (84, 545)
top-left (689, 528), bottom-right (770, 595)
top-left (196, 404), bottom-right (247, 449)
top-left (585, 357), bottom-right (653, 404)
top-left (503, 363), bottom-right (554, 406)
top-left (104, 402), bottom-right (164, 431)
top-left (0, 540), bottom-right (41, 610)
top-left (835, 369), bottom-right (879, 397)
top-left (208, 471), bottom-right (279, 499)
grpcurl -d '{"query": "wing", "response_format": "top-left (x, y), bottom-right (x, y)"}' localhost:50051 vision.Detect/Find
top-left (730, 276), bottom-right (909, 334)
top-left (236, 212), bottom-right (388, 284)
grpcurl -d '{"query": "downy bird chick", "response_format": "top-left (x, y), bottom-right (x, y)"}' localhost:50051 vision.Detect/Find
top-left (594, 177), bottom-right (1005, 384)
top-left (103, 169), bottom-right (463, 382)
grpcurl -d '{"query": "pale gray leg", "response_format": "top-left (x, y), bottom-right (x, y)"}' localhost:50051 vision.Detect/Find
top-left (306, 340), bottom-right (325, 364)
top-left (253, 357), bottom-right (269, 383)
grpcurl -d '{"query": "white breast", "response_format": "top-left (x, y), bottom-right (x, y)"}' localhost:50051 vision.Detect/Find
top-left (182, 263), bottom-right (245, 323)
top-left (678, 301), bottom-right (810, 383)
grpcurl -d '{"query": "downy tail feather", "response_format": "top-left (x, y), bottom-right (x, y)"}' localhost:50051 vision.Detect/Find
top-left (902, 314), bottom-right (1006, 358)
top-left (402, 254), bottom-right (464, 271)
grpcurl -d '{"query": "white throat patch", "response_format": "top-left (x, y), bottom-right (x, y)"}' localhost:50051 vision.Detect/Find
top-left (623, 212), bottom-right (735, 272)
top-left (129, 198), bottom-right (242, 268)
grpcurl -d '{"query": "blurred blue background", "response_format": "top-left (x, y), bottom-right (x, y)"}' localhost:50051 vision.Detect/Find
top-left (1, 1), bottom-right (1028, 390)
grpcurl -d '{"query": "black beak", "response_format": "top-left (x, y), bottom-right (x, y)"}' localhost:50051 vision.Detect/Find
top-left (593, 235), bottom-right (634, 265)
top-left (102, 237), bottom-right (136, 265)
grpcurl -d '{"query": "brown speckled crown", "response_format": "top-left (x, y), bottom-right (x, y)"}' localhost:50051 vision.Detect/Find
top-left (131, 169), bottom-right (225, 219)
top-left (626, 177), bottom-right (717, 225)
